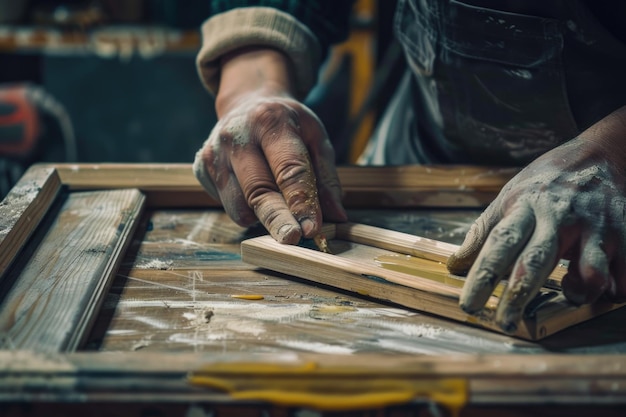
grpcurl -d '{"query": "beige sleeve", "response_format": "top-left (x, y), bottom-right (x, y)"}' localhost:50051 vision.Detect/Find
top-left (196, 7), bottom-right (322, 100)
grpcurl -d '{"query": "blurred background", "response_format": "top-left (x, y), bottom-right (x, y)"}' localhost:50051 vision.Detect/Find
top-left (0, 0), bottom-right (402, 197)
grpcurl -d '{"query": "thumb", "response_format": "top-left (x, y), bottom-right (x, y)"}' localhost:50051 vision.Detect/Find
top-left (447, 202), bottom-right (500, 275)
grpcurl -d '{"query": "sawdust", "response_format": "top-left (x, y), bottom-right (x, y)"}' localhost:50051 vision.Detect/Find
top-left (135, 259), bottom-right (173, 270)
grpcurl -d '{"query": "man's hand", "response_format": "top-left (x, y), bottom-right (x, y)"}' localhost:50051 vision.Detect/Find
top-left (448, 106), bottom-right (626, 333)
top-left (194, 47), bottom-right (347, 244)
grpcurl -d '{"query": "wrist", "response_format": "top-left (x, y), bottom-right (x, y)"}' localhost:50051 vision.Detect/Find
top-left (215, 47), bottom-right (297, 117)
top-left (579, 105), bottom-right (626, 172)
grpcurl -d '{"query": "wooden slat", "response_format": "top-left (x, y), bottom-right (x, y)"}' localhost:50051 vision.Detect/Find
top-left (0, 166), bottom-right (61, 282)
top-left (0, 351), bottom-right (625, 407)
top-left (338, 165), bottom-right (518, 189)
top-left (44, 163), bottom-right (221, 208)
top-left (335, 222), bottom-right (567, 287)
top-left (44, 163), bottom-right (518, 208)
top-left (242, 233), bottom-right (518, 336)
top-left (0, 188), bottom-right (145, 352)
top-left (241, 224), bottom-right (625, 340)
top-left (336, 222), bottom-right (458, 263)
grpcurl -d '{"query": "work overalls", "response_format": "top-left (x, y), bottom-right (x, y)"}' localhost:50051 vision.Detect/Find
top-left (359, 0), bottom-right (626, 166)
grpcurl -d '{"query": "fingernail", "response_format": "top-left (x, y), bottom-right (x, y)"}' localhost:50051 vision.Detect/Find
top-left (497, 307), bottom-right (522, 334)
top-left (447, 254), bottom-right (470, 275)
top-left (300, 218), bottom-right (315, 236)
top-left (459, 269), bottom-right (498, 312)
top-left (276, 224), bottom-right (300, 244)
top-left (459, 302), bottom-right (479, 315)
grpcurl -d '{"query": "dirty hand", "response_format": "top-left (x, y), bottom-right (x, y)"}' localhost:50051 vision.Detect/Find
top-left (194, 47), bottom-right (347, 244)
top-left (447, 106), bottom-right (626, 333)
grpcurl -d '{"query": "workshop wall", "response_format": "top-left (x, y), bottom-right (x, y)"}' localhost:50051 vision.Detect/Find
top-left (0, 0), bottom-right (387, 196)
top-left (42, 54), bottom-right (216, 163)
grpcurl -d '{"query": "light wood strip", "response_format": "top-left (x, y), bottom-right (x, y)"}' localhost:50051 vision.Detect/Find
top-left (241, 227), bottom-right (625, 340)
top-left (335, 222), bottom-right (567, 286)
top-left (0, 188), bottom-right (145, 352)
top-left (48, 163), bottom-right (517, 190)
top-left (0, 166), bottom-right (61, 282)
top-left (240, 235), bottom-right (534, 338)
top-left (337, 165), bottom-right (518, 189)
top-left (1, 350), bottom-right (625, 381)
top-left (0, 351), bottom-right (625, 407)
top-left (42, 163), bottom-right (221, 208)
top-left (336, 222), bottom-right (458, 263)
top-left (44, 163), bottom-right (517, 208)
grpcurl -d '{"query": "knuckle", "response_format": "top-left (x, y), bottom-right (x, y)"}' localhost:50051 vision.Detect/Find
top-left (467, 218), bottom-right (487, 240)
top-left (200, 148), bottom-right (228, 189)
top-left (199, 143), bottom-right (219, 167)
top-left (245, 180), bottom-right (278, 207)
top-left (251, 101), bottom-right (299, 133)
top-left (253, 198), bottom-right (284, 226)
top-left (284, 188), bottom-right (318, 213)
top-left (473, 266), bottom-right (500, 287)
top-left (503, 277), bottom-right (535, 305)
top-left (275, 162), bottom-right (312, 186)
top-left (489, 225), bottom-right (524, 246)
top-left (521, 245), bottom-right (551, 270)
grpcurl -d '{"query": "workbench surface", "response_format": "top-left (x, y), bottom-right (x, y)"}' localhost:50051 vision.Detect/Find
top-left (2, 164), bottom-right (626, 416)
top-left (85, 208), bottom-right (626, 355)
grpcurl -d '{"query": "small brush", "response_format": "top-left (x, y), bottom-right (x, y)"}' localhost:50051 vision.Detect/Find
top-left (313, 234), bottom-right (331, 254)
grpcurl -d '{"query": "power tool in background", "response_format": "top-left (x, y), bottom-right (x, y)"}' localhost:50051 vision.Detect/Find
top-left (0, 83), bottom-right (76, 198)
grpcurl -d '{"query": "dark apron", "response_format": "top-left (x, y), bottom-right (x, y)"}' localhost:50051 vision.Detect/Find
top-left (360, 0), bottom-right (626, 166)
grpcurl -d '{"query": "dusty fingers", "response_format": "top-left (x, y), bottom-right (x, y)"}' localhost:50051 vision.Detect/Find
top-left (561, 233), bottom-right (611, 305)
top-left (459, 205), bottom-right (535, 316)
top-left (194, 98), bottom-right (342, 245)
top-left (495, 225), bottom-right (559, 333)
top-left (193, 123), bottom-right (259, 227)
top-left (447, 199), bottom-right (503, 275)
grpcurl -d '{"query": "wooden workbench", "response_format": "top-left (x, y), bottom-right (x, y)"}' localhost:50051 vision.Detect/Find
top-left (1, 163), bottom-right (625, 417)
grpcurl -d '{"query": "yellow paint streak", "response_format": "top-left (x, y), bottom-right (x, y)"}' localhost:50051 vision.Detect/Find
top-left (314, 305), bottom-right (357, 314)
top-left (231, 294), bottom-right (265, 300)
top-left (230, 390), bottom-right (415, 410)
top-left (189, 362), bottom-right (468, 415)
top-left (375, 254), bottom-right (506, 298)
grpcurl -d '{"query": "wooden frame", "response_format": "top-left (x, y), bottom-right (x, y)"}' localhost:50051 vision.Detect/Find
top-left (241, 223), bottom-right (624, 341)
top-left (0, 163), bottom-right (625, 415)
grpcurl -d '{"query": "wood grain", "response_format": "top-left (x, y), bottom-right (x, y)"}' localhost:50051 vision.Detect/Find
top-left (335, 222), bottom-right (567, 287)
top-left (0, 166), bottom-right (61, 282)
top-left (0, 164), bottom-right (624, 413)
top-left (241, 223), bottom-right (625, 340)
top-left (90, 210), bottom-right (538, 355)
top-left (44, 163), bottom-right (518, 208)
top-left (0, 188), bottom-right (145, 352)
top-left (336, 222), bottom-right (459, 263)
top-left (0, 351), bottom-right (625, 408)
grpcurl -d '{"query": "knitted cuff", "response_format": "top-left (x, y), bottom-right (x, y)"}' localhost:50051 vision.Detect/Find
top-left (196, 7), bottom-right (322, 99)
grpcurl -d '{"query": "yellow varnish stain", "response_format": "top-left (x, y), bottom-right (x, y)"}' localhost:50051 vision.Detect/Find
top-left (375, 254), bottom-right (506, 298)
top-left (189, 362), bottom-right (468, 416)
top-left (314, 304), bottom-right (357, 314)
top-left (230, 294), bottom-right (265, 300)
